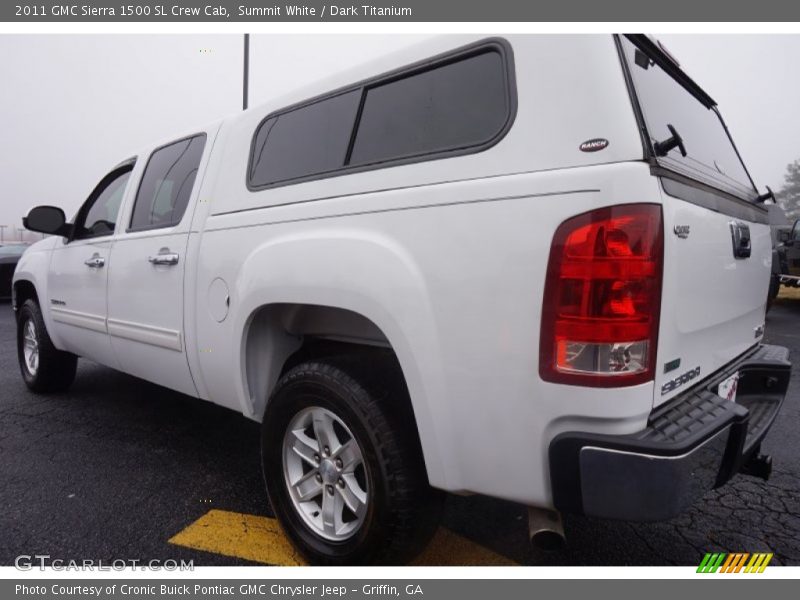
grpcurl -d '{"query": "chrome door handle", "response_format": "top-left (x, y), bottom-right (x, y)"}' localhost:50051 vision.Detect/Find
top-left (148, 249), bottom-right (180, 266)
top-left (84, 254), bottom-right (105, 268)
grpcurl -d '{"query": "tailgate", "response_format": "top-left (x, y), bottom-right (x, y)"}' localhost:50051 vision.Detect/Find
top-left (655, 179), bottom-right (771, 406)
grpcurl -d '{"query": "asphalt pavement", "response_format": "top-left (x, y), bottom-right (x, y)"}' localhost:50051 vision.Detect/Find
top-left (0, 298), bottom-right (798, 566)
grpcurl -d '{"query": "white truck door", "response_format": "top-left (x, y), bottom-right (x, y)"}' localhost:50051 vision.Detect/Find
top-left (47, 163), bottom-right (135, 366)
top-left (106, 133), bottom-right (210, 397)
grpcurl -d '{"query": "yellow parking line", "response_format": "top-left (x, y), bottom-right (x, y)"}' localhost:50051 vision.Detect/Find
top-left (412, 525), bottom-right (518, 566)
top-left (168, 510), bottom-right (305, 566)
top-left (168, 509), bottom-right (518, 566)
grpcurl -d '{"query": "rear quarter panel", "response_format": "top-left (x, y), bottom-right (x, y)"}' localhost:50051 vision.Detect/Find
top-left (192, 163), bottom-right (661, 506)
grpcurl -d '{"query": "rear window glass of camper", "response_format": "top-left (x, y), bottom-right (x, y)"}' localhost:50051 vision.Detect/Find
top-left (248, 40), bottom-right (515, 190)
top-left (619, 36), bottom-right (755, 198)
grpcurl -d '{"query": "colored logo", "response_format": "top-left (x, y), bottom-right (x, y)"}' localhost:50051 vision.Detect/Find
top-left (697, 552), bottom-right (773, 573)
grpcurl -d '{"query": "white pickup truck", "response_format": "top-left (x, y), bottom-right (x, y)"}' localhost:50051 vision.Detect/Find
top-left (13, 35), bottom-right (791, 564)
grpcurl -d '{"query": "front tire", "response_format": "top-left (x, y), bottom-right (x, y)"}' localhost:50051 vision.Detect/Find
top-left (261, 357), bottom-right (441, 565)
top-left (17, 299), bottom-right (78, 393)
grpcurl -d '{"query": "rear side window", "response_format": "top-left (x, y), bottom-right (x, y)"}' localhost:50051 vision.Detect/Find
top-left (247, 40), bottom-right (514, 190)
top-left (130, 134), bottom-right (206, 231)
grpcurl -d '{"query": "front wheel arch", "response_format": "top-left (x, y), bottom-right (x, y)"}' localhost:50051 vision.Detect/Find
top-left (13, 279), bottom-right (39, 312)
top-left (16, 298), bottom-right (77, 393)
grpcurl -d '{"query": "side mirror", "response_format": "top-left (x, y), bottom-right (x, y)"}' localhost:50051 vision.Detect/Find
top-left (779, 229), bottom-right (792, 243)
top-left (23, 206), bottom-right (71, 237)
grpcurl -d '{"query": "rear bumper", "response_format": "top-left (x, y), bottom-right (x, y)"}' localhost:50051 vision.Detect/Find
top-left (549, 344), bottom-right (790, 521)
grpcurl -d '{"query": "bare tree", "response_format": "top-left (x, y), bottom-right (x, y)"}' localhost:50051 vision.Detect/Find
top-left (776, 159), bottom-right (800, 220)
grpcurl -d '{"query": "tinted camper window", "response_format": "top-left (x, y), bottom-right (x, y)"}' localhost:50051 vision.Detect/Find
top-left (247, 40), bottom-right (514, 190)
top-left (350, 50), bottom-right (509, 165)
top-left (249, 91), bottom-right (361, 187)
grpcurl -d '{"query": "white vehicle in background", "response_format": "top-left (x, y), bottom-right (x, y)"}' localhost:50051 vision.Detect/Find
top-left (13, 35), bottom-right (790, 564)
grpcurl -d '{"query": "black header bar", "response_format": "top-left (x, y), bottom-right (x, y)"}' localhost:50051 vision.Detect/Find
top-left (4, 0), bottom-right (800, 22)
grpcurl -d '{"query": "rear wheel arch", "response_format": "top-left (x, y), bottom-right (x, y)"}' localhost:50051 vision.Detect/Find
top-left (242, 303), bottom-right (435, 483)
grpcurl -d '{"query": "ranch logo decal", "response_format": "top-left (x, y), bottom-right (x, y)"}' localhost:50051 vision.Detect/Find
top-left (579, 138), bottom-right (609, 152)
top-left (697, 552), bottom-right (773, 573)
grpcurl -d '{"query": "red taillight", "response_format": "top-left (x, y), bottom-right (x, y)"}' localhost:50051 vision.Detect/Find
top-left (540, 204), bottom-right (663, 387)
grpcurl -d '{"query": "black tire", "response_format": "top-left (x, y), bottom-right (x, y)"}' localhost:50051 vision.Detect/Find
top-left (17, 299), bottom-right (78, 393)
top-left (261, 356), bottom-right (442, 565)
top-left (767, 274), bottom-right (780, 312)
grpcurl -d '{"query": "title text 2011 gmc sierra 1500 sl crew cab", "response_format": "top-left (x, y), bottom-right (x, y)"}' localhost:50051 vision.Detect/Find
top-left (13, 35), bottom-right (791, 564)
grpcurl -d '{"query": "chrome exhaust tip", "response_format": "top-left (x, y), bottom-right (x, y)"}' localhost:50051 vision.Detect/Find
top-left (528, 507), bottom-right (566, 551)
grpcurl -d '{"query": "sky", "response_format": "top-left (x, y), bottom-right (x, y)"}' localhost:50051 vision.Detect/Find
top-left (658, 34), bottom-right (800, 192)
top-left (0, 34), bottom-right (798, 241)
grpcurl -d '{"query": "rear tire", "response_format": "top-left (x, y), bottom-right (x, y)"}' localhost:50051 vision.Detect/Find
top-left (767, 274), bottom-right (780, 312)
top-left (261, 357), bottom-right (442, 565)
top-left (17, 299), bottom-right (78, 393)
